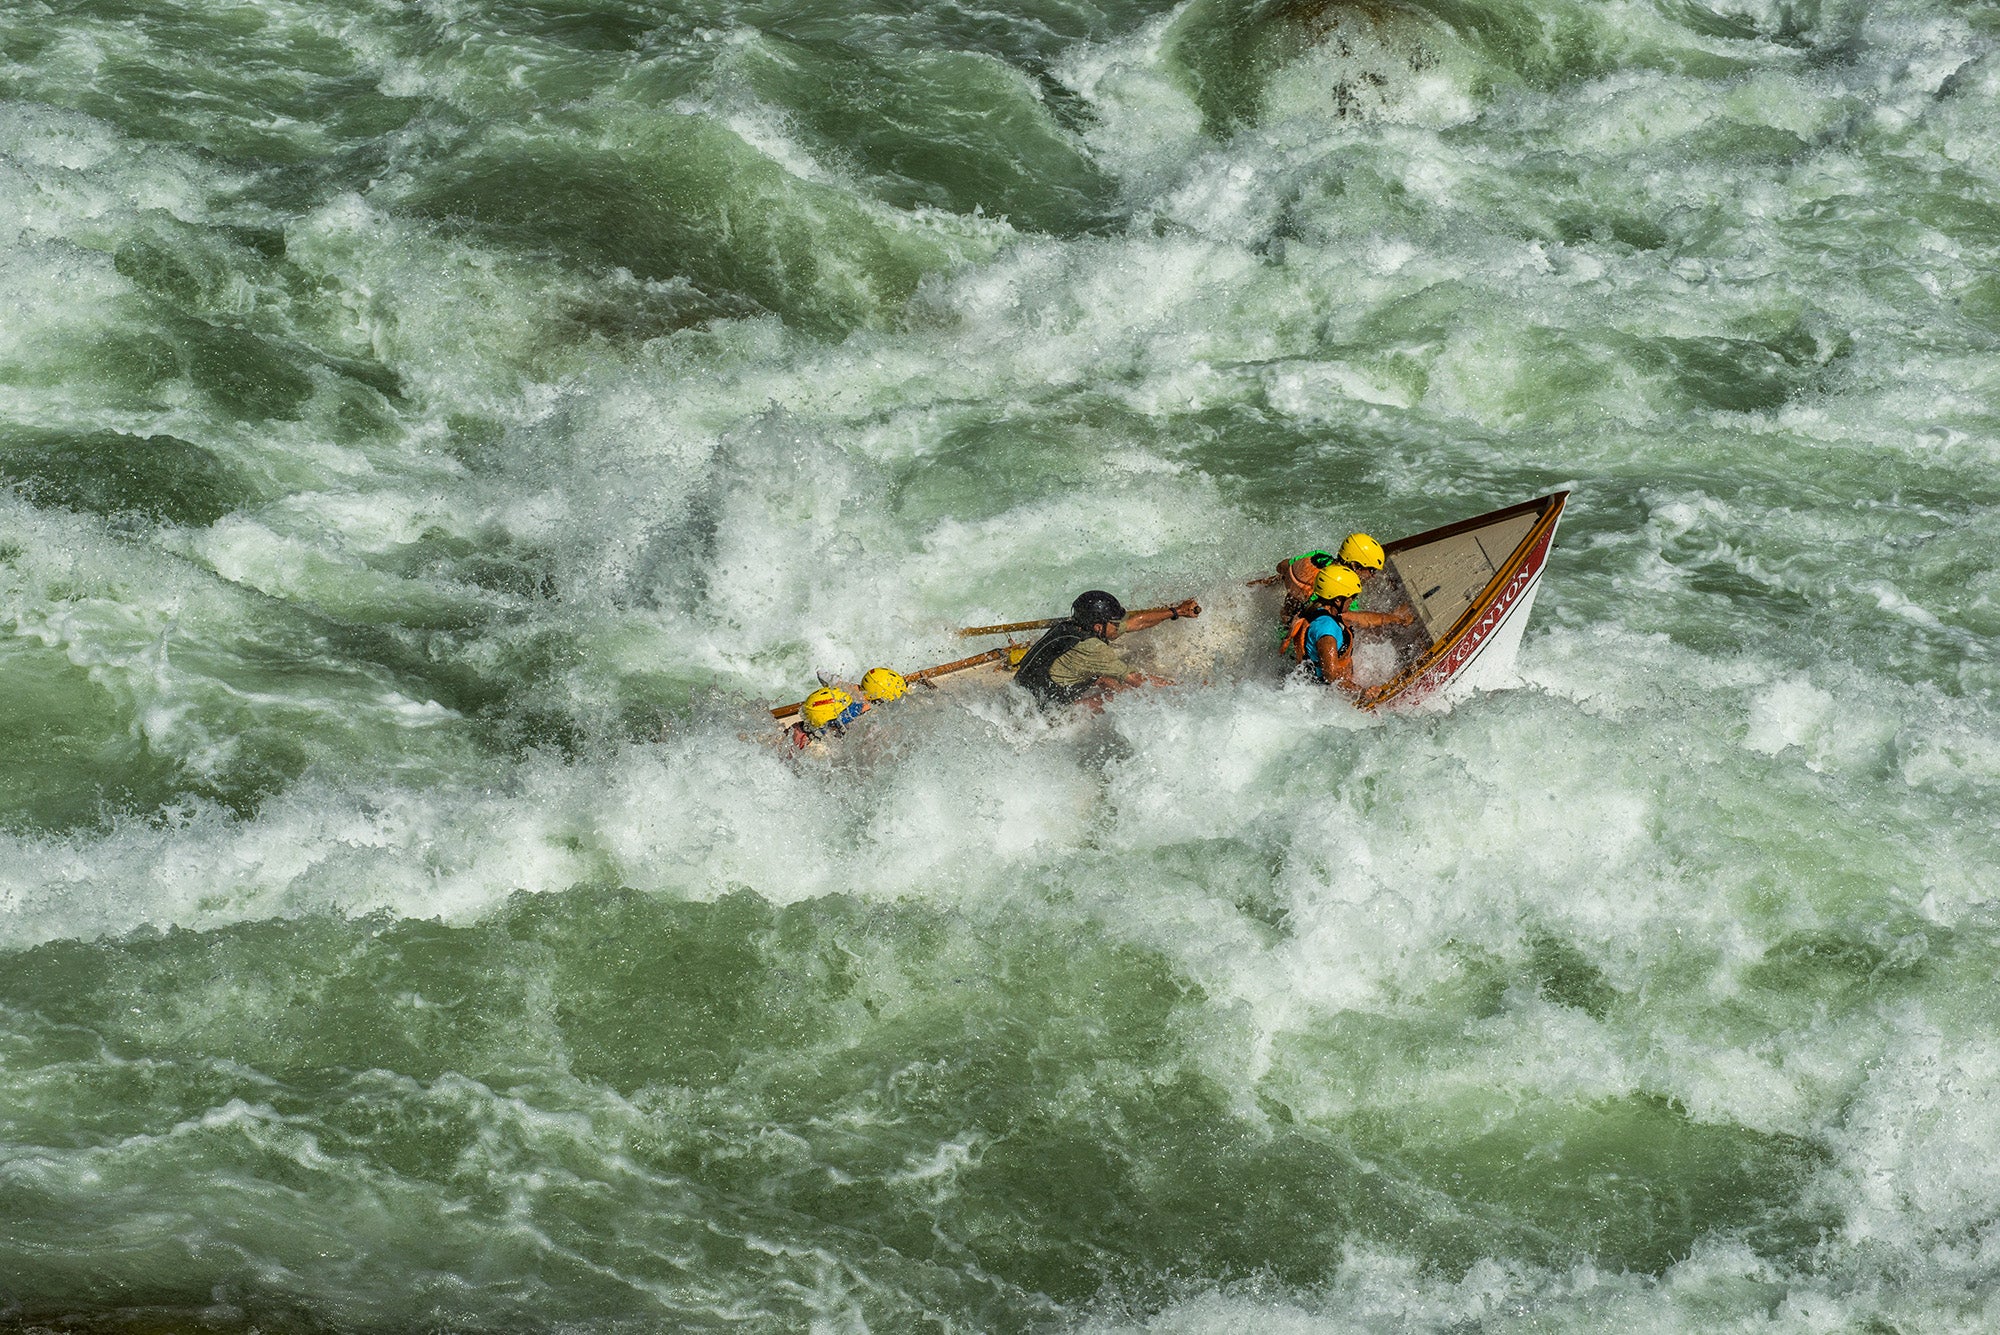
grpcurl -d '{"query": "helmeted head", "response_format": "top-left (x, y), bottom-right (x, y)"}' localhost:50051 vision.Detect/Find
top-left (1313, 564), bottom-right (1363, 603)
top-left (1338, 532), bottom-right (1385, 572)
top-left (860, 667), bottom-right (907, 703)
top-left (1071, 590), bottom-right (1125, 630)
top-left (801, 686), bottom-right (853, 729)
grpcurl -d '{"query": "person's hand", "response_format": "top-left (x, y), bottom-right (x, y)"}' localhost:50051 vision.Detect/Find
top-left (1173, 599), bottom-right (1201, 619)
top-left (1392, 606), bottom-right (1415, 625)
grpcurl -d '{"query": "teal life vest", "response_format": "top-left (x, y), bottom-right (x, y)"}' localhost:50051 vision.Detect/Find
top-left (1300, 607), bottom-right (1350, 682)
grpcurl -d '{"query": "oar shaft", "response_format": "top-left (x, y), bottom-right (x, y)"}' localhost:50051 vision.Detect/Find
top-left (955, 604), bottom-right (1181, 638)
top-left (769, 646), bottom-right (1012, 718)
top-left (954, 617), bottom-right (1059, 638)
top-left (908, 647), bottom-right (1010, 682)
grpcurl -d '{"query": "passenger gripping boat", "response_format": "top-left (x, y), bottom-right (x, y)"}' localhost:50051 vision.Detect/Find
top-left (1260, 531), bottom-right (1410, 630)
top-left (1287, 565), bottom-right (1378, 694)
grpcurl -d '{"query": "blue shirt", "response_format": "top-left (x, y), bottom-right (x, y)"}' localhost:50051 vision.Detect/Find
top-left (1303, 613), bottom-right (1348, 682)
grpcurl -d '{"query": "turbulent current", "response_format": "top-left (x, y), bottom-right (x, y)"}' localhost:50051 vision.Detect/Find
top-left (3, 0), bottom-right (1999, 1328)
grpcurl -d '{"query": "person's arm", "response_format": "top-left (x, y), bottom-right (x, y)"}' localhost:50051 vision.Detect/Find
top-left (1093, 670), bottom-right (1170, 692)
top-left (1344, 606), bottom-right (1416, 630)
top-left (1067, 637), bottom-right (1171, 698)
top-left (1120, 599), bottom-right (1201, 634)
top-left (1074, 668), bottom-right (1168, 711)
top-left (1247, 559), bottom-right (1294, 588)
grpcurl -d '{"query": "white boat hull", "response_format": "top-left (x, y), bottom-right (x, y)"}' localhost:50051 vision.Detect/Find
top-left (1364, 492), bottom-right (1566, 713)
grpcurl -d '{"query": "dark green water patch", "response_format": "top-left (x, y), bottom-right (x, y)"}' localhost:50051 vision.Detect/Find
top-left (1554, 204), bottom-right (1675, 253)
top-left (505, 888), bottom-right (808, 1090)
top-left (1636, 324), bottom-right (1845, 414)
top-left (1367, 1093), bottom-right (1834, 1273)
top-left (1659, 0), bottom-right (1765, 42)
top-left (0, 887), bottom-right (1849, 1322)
top-left (114, 230), bottom-right (258, 316)
top-left (1168, 0), bottom-right (1440, 133)
top-left (1408, 0), bottom-right (1616, 88)
top-left (1260, 996), bottom-right (1834, 1276)
top-left (0, 914), bottom-right (541, 1088)
top-left (178, 319), bottom-right (318, 422)
top-left (50, 293), bottom-right (367, 426)
top-left (1657, 0), bottom-right (1828, 48)
top-left (402, 113), bottom-right (961, 336)
top-left (1745, 927), bottom-right (1933, 1009)
top-left (0, 644), bottom-right (189, 834)
top-left (1955, 271), bottom-right (2000, 336)
top-left (735, 36), bottom-right (1122, 234)
top-left (553, 276), bottom-right (765, 345)
top-left (316, 618), bottom-right (593, 757)
top-left (1528, 933), bottom-right (1618, 1019)
top-left (0, 430), bottom-right (251, 528)
top-left (892, 414), bottom-right (1103, 523)
top-left (1676, 120), bottom-right (1811, 165)
top-left (10, 0), bottom-right (424, 165)
top-left (0, 1296), bottom-right (347, 1335)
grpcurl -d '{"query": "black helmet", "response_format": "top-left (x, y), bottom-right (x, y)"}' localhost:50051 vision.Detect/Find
top-left (1072, 590), bottom-right (1125, 626)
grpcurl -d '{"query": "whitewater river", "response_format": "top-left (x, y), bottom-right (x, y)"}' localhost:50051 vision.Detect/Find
top-left (4, 0), bottom-right (1999, 1327)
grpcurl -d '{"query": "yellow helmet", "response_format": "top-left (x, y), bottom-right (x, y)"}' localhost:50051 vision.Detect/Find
top-left (860, 667), bottom-right (907, 702)
top-left (1314, 564), bottom-right (1363, 601)
top-left (1338, 532), bottom-right (1385, 570)
top-left (801, 686), bottom-right (853, 729)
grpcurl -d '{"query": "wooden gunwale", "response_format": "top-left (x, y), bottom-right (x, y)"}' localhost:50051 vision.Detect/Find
top-left (1357, 490), bottom-right (1569, 710)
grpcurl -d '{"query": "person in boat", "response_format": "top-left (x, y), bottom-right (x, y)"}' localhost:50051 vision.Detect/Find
top-left (1289, 565), bottom-right (1367, 693)
top-left (786, 668), bottom-right (908, 747)
top-left (1266, 532), bottom-right (1414, 629)
top-left (1262, 547), bottom-right (1337, 621)
top-left (1012, 590), bottom-right (1201, 710)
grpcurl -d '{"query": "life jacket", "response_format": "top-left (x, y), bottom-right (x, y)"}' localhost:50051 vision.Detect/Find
top-left (1282, 557), bottom-right (1318, 604)
top-left (1011, 618), bottom-right (1097, 708)
top-left (1286, 603), bottom-right (1350, 680)
top-left (1269, 557), bottom-right (1315, 626)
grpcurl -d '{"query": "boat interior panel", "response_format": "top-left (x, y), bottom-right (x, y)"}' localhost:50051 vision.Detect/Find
top-left (1389, 510), bottom-right (1537, 642)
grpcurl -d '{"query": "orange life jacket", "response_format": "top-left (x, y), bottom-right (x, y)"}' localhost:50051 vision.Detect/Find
top-left (1282, 613), bottom-right (1311, 662)
top-left (1282, 557), bottom-right (1317, 602)
top-left (1285, 604), bottom-right (1351, 675)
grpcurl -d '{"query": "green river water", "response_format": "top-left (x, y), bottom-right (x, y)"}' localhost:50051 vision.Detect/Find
top-left (3, 0), bottom-right (2000, 1328)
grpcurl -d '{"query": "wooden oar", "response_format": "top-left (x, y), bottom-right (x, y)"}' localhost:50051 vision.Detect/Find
top-left (954, 604), bottom-right (1186, 638)
top-left (908, 646), bottom-right (1017, 684)
top-left (769, 646), bottom-right (1015, 719)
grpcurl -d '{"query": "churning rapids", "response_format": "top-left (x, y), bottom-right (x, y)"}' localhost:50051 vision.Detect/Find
top-left (3, 0), bottom-right (2000, 1328)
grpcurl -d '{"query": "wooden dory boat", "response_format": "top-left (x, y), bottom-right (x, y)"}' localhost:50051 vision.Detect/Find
top-left (1356, 490), bottom-right (1568, 711)
top-left (765, 491), bottom-right (1569, 727)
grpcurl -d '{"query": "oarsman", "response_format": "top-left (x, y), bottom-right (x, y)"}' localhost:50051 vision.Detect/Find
top-left (1012, 590), bottom-right (1201, 710)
